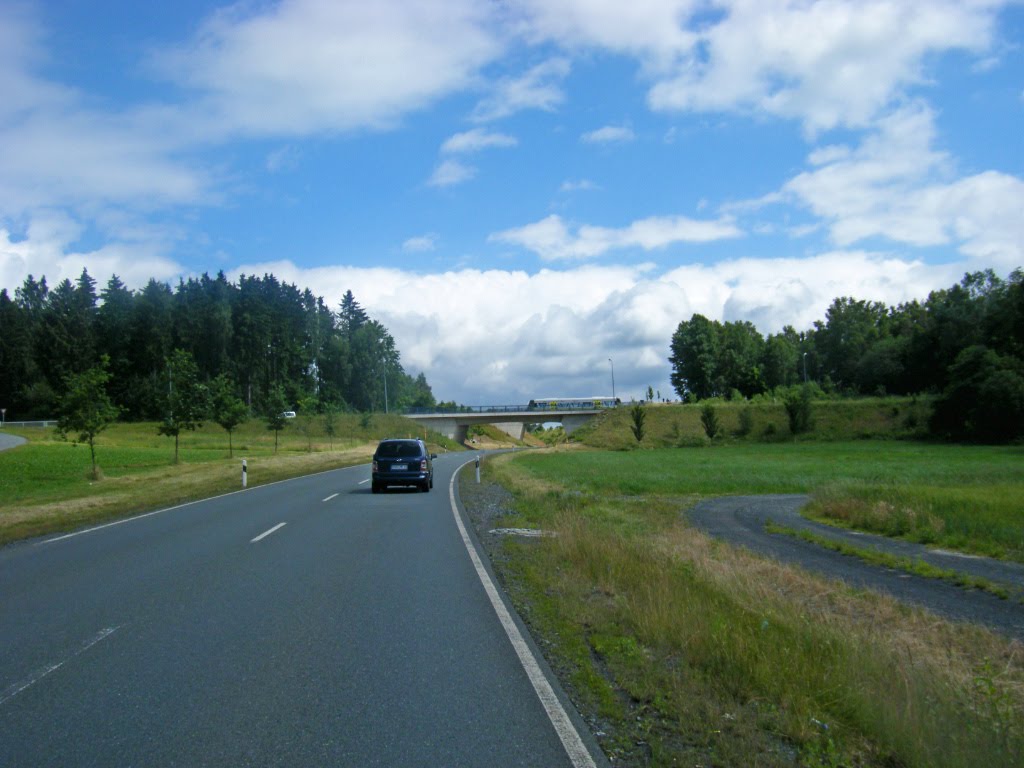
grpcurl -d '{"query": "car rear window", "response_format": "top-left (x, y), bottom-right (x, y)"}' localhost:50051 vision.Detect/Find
top-left (376, 441), bottom-right (421, 458)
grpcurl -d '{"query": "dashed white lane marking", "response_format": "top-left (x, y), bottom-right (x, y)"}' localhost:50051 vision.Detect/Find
top-left (40, 462), bottom-right (369, 546)
top-left (448, 463), bottom-right (597, 768)
top-left (357, 479), bottom-right (370, 485)
top-left (0, 626), bottom-right (121, 706)
top-left (322, 493), bottom-right (339, 502)
top-left (250, 522), bottom-right (286, 543)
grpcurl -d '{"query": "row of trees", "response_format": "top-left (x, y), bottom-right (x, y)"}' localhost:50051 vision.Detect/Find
top-left (669, 269), bottom-right (1024, 441)
top-left (0, 270), bottom-right (435, 420)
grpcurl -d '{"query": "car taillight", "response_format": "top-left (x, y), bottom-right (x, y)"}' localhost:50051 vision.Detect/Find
top-left (372, 460), bottom-right (378, 472)
top-left (420, 459), bottom-right (427, 471)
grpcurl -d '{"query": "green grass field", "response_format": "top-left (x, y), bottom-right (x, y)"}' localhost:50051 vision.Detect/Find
top-left (478, 444), bottom-right (1024, 767)
top-left (0, 414), bottom-right (462, 543)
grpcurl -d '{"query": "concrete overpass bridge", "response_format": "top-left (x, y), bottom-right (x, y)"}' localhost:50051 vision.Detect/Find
top-left (403, 404), bottom-right (607, 444)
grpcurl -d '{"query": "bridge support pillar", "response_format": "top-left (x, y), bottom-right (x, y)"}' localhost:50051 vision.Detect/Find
top-left (561, 414), bottom-right (593, 436)
top-left (431, 418), bottom-right (469, 445)
top-left (493, 421), bottom-right (525, 440)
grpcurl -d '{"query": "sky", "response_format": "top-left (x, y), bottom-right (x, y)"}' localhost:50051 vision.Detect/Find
top-left (1, 0), bottom-right (1022, 405)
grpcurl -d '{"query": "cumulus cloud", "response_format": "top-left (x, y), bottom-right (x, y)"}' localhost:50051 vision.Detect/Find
top-left (156, 0), bottom-right (503, 138)
top-left (402, 234), bottom-right (438, 252)
top-left (0, 8), bottom-right (209, 217)
top-left (0, 213), bottom-right (185, 294)
top-left (224, 252), bottom-right (967, 405)
top-left (490, 213), bottom-right (742, 260)
top-left (428, 159), bottom-right (477, 187)
top-left (779, 104), bottom-right (1024, 268)
top-left (518, 0), bottom-right (1003, 132)
top-left (560, 179), bottom-right (599, 192)
top-left (471, 57), bottom-right (571, 122)
top-left (441, 128), bottom-right (518, 153)
top-left (581, 125), bottom-right (635, 144)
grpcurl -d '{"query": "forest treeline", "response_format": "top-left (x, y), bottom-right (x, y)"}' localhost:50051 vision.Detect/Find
top-left (670, 269), bottom-right (1024, 442)
top-left (0, 270), bottom-right (435, 420)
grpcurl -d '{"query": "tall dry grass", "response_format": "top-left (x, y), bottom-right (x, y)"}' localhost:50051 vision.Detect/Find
top-left (487, 454), bottom-right (1024, 766)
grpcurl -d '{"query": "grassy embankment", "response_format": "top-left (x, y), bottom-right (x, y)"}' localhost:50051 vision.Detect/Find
top-left (575, 397), bottom-right (1024, 562)
top-left (475, 440), bottom-right (1024, 767)
top-left (0, 414), bottom-right (463, 545)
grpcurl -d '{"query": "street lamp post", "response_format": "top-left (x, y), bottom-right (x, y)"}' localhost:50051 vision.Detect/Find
top-left (803, 352), bottom-right (808, 383)
top-left (608, 358), bottom-right (616, 400)
top-left (383, 363), bottom-right (389, 414)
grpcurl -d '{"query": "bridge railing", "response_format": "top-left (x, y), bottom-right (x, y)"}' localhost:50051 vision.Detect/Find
top-left (403, 405), bottom-right (531, 415)
top-left (402, 404), bottom-right (610, 415)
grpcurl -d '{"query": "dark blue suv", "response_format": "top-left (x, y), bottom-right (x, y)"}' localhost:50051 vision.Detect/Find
top-left (371, 439), bottom-right (436, 493)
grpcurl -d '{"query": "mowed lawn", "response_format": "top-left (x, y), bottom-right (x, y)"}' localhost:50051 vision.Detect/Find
top-left (514, 441), bottom-right (1024, 561)
top-left (0, 416), bottom-right (454, 543)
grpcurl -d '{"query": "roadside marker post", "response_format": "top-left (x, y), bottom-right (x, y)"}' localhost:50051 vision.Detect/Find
top-left (242, 459), bottom-right (247, 489)
top-left (475, 455), bottom-right (481, 484)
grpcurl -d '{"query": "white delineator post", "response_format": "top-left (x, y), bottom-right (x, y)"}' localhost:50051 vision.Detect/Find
top-left (242, 459), bottom-right (247, 489)
top-left (475, 455), bottom-right (481, 484)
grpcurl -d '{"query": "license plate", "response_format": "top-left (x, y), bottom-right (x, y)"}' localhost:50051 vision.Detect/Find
top-left (391, 464), bottom-right (407, 471)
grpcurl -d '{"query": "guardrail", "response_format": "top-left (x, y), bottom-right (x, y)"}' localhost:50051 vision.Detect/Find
top-left (403, 405), bottom-right (531, 415)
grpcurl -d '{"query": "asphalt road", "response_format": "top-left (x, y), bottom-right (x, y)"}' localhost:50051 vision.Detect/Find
top-left (0, 453), bottom-right (603, 767)
top-left (687, 495), bottom-right (1024, 641)
top-left (0, 432), bottom-right (27, 452)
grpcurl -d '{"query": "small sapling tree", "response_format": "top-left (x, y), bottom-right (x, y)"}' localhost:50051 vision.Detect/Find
top-left (265, 385), bottom-right (289, 453)
top-left (630, 402), bottom-right (646, 443)
top-left (701, 402), bottom-right (720, 440)
top-left (323, 402), bottom-right (339, 449)
top-left (158, 350), bottom-right (209, 464)
top-left (210, 374), bottom-right (248, 457)
top-left (56, 356), bottom-right (120, 480)
top-left (296, 395), bottom-right (319, 452)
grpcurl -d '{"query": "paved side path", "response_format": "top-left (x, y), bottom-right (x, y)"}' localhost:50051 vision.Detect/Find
top-left (686, 495), bottom-right (1024, 641)
top-left (0, 433), bottom-right (27, 451)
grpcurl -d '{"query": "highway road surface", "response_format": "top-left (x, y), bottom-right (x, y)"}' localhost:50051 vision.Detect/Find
top-left (0, 453), bottom-right (604, 767)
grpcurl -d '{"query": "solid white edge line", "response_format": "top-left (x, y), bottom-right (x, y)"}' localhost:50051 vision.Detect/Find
top-left (0, 626), bottom-right (121, 706)
top-left (448, 461), bottom-right (597, 768)
top-left (322, 493), bottom-right (339, 502)
top-left (250, 522), bottom-right (287, 543)
top-left (39, 462), bottom-right (368, 546)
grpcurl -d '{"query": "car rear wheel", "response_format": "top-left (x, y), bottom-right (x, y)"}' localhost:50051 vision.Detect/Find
top-left (420, 481), bottom-right (430, 493)
top-left (372, 482), bottom-right (382, 494)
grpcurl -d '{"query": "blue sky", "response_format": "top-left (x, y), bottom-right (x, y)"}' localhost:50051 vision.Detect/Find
top-left (1, 0), bottom-right (1022, 404)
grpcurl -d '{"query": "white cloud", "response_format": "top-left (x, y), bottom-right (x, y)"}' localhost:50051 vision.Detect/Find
top-left (402, 234), bottom-right (438, 252)
top-left (441, 128), bottom-right (518, 153)
top-left (428, 159), bottom-right (477, 187)
top-left (471, 57), bottom-right (571, 122)
top-left (224, 251), bottom-right (968, 405)
top-left (645, 0), bottom-right (999, 132)
top-left (490, 213), bottom-right (742, 260)
top-left (515, 0), bottom-right (696, 67)
top-left (581, 125), bottom-right (635, 144)
top-left (0, 214), bottom-right (184, 294)
top-left (156, 0), bottom-right (503, 138)
top-left (517, 0), bottom-right (1004, 133)
top-left (266, 145), bottom-right (301, 173)
top-left (560, 179), bottom-right (599, 192)
top-left (0, 8), bottom-right (208, 217)
top-left (780, 104), bottom-right (1024, 268)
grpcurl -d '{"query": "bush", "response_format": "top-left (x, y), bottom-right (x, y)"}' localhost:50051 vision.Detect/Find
top-left (700, 402), bottom-right (720, 440)
top-left (737, 406), bottom-right (754, 437)
top-left (784, 385), bottom-right (815, 435)
top-left (931, 346), bottom-right (1024, 443)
